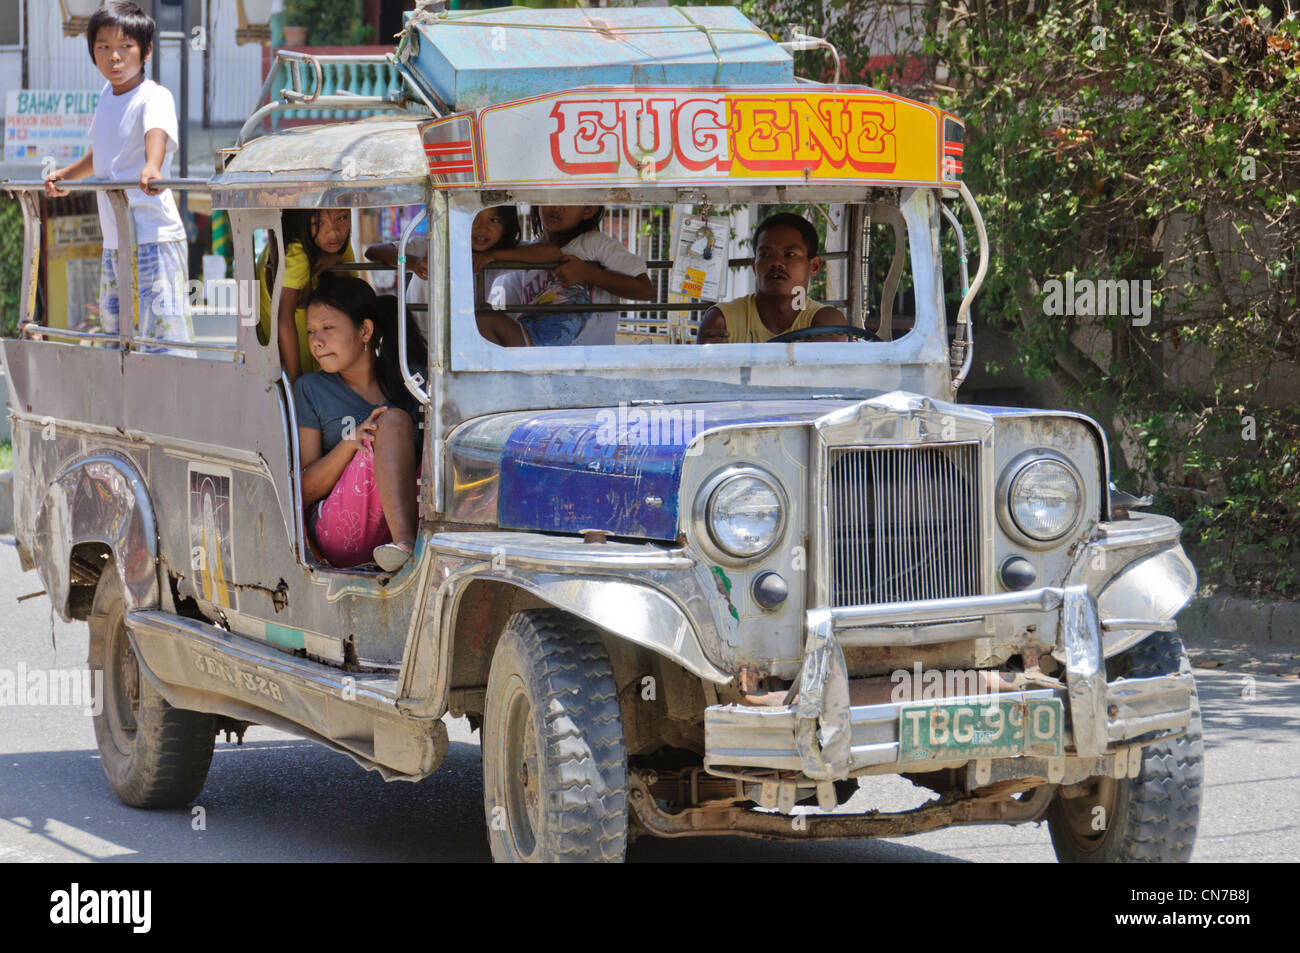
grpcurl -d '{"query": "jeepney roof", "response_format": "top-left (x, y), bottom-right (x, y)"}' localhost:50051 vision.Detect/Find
top-left (402, 5), bottom-right (794, 112)
top-left (210, 117), bottom-right (428, 210)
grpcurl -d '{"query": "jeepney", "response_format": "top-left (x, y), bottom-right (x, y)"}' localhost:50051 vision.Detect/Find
top-left (2, 7), bottom-right (1202, 862)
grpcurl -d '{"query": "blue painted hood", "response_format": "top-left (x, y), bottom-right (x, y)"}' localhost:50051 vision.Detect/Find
top-left (462, 397), bottom-right (1094, 539)
top-left (493, 401), bottom-right (833, 540)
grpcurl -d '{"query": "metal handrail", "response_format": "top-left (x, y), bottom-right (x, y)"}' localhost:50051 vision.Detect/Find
top-left (236, 49), bottom-right (436, 148)
top-left (25, 326), bottom-right (237, 353)
top-left (3, 179), bottom-right (209, 191)
top-left (2, 179), bottom-right (235, 354)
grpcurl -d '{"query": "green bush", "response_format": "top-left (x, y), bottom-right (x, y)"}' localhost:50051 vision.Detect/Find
top-left (0, 195), bottom-right (23, 338)
top-left (285, 0), bottom-right (374, 46)
top-left (739, 0), bottom-right (1300, 595)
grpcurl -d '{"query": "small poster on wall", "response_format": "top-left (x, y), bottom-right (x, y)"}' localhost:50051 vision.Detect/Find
top-left (669, 214), bottom-right (729, 301)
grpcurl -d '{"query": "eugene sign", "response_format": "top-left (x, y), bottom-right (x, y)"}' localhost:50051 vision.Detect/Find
top-left (476, 88), bottom-right (949, 186)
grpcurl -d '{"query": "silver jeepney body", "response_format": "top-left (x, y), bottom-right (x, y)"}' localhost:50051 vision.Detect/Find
top-left (2, 82), bottom-right (1197, 814)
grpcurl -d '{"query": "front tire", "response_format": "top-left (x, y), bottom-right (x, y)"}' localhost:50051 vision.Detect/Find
top-left (88, 562), bottom-right (216, 808)
top-left (482, 609), bottom-right (628, 862)
top-left (1047, 631), bottom-right (1204, 862)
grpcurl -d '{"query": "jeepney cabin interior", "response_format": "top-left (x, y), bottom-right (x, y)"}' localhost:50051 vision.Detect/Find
top-left (248, 199), bottom-right (936, 355)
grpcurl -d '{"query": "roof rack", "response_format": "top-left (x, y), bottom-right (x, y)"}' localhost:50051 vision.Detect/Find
top-left (236, 50), bottom-right (441, 149)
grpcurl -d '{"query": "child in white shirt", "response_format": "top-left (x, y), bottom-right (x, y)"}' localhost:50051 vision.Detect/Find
top-left (479, 206), bottom-right (652, 347)
top-left (45, 1), bottom-right (194, 351)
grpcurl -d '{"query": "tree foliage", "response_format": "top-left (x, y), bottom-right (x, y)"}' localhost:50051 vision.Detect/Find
top-left (0, 195), bottom-right (23, 339)
top-left (285, 0), bottom-right (374, 46)
top-left (739, 0), bottom-right (1300, 594)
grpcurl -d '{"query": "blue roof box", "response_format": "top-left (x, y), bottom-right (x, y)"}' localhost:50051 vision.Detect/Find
top-left (403, 6), bottom-right (794, 112)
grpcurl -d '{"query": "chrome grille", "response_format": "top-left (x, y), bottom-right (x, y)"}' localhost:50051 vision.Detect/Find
top-left (827, 443), bottom-right (981, 606)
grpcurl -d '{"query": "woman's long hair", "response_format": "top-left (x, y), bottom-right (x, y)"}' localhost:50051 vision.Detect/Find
top-left (308, 276), bottom-right (423, 415)
top-left (264, 210), bottom-right (349, 291)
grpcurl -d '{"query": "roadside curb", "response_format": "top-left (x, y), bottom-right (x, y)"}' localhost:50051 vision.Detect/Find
top-left (1178, 594), bottom-right (1300, 647)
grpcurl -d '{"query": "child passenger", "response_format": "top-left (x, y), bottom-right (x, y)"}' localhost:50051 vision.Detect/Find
top-left (294, 277), bottom-right (425, 572)
top-left (478, 205), bottom-right (652, 347)
top-left (366, 205), bottom-right (522, 346)
top-left (257, 208), bottom-right (356, 382)
top-left (45, 1), bottom-right (195, 351)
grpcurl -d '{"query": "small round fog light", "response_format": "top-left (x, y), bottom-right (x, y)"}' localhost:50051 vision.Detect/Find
top-left (1000, 556), bottom-right (1037, 591)
top-left (752, 571), bottom-right (789, 611)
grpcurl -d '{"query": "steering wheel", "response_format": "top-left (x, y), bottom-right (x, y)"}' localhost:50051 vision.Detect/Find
top-left (767, 325), bottom-right (880, 344)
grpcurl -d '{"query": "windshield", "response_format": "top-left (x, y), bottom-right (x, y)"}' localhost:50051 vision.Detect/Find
top-left (446, 192), bottom-right (938, 360)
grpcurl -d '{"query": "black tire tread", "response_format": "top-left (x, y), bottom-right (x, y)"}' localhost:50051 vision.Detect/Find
top-left (485, 609), bottom-right (628, 862)
top-left (1049, 631), bottom-right (1204, 863)
top-left (88, 565), bottom-right (216, 809)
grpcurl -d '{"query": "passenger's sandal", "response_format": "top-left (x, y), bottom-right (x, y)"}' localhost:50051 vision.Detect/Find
top-left (373, 541), bottom-right (413, 572)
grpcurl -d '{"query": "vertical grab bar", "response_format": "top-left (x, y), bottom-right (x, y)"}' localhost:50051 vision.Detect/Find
top-left (396, 207), bottom-right (430, 407)
top-left (107, 190), bottom-right (138, 352)
top-left (950, 182), bottom-right (989, 393)
top-left (16, 192), bottom-right (41, 333)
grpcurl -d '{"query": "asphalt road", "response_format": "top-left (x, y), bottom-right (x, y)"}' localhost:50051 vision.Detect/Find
top-left (1, 540), bottom-right (1296, 863)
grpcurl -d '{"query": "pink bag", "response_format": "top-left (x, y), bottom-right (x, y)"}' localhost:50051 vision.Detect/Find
top-left (309, 447), bottom-right (393, 569)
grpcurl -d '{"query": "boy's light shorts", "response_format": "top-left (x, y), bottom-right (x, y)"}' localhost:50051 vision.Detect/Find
top-left (99, 240), bottom-right (196, 354)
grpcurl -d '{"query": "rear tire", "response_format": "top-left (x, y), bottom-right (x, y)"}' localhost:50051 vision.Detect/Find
top-left (1047, 631), bottom-right (1203, 862)
top-left (482, 609), bottom-right (628, 862)
top-left (87, 562), bottom-right (216, 808)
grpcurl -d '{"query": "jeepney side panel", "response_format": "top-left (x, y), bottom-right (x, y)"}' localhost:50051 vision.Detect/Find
top-left (1, 207), bottom-right (423, 668)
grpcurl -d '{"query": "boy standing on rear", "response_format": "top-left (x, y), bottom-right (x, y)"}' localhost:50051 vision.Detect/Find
top-left (45, 1), bottom-right (194, 350)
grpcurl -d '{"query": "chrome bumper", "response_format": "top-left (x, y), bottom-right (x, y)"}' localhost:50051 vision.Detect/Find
top-left (704, 585), bottom-right (1194, 781)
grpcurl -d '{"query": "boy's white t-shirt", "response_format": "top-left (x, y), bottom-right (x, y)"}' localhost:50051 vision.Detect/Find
top-left (89, 79), bottom-right (187, 249)
top-left (489, 230), bottom-right (647, 345)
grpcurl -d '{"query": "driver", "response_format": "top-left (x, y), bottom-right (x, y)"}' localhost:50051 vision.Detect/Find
top-left (696, 213), bottom-right (848, 343)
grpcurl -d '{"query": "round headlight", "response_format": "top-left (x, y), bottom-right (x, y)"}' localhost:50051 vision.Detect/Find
top-left (705, 470), bottom-right (784, 558)
top-left (1008, 458), bottom-right (1083, 541)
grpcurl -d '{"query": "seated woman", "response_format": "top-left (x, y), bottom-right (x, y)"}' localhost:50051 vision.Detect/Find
top-left (293, 276), bottom-right (424, 572)
top-left (258, 208), bottom-right (356, 382)
top-left (696, 213), bottom-right (846, 343)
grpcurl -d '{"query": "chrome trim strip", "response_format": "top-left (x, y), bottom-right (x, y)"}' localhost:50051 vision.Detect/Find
top-left (1102, 618), bottom-right (1177, 631)
top-left (829, 586), bottom-right (1069, 629)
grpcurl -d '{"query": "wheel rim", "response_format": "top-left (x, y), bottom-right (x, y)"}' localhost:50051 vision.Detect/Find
top-left (1056, 777), bottom-right (1118, 853)
top-left (500, 676), bottom-right (540, 859)
top-left (106, 617), bottom-right (140, 756)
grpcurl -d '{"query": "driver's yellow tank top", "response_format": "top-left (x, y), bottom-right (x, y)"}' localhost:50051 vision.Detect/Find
top-left (715, 294), bottom-right (825, 343)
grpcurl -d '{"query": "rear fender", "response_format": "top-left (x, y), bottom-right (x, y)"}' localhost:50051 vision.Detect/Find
top-left (34, 451), bottom-right (159, 621)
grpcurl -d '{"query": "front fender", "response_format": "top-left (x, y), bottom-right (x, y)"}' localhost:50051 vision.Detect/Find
top-left (34, 452), bottom-right (159, 621)
top-left (1066, 512), bottom-right (1197, 657)
top-left (398, 532), bottom-right (734, 718)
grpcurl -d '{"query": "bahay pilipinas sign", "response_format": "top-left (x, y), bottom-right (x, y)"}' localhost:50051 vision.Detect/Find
top-left (424, 88), bottom-right (960, 188)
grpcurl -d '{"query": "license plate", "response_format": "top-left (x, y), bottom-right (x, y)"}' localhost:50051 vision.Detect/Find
top-left (897, 697), bottom-right (1065, 763)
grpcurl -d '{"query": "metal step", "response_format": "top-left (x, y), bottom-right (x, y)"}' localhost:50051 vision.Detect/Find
top-left (126, 609), bottom-right (446, 780)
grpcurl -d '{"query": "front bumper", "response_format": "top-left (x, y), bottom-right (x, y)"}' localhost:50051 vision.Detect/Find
top-left (705, 583), bottom-right (1195, 782)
